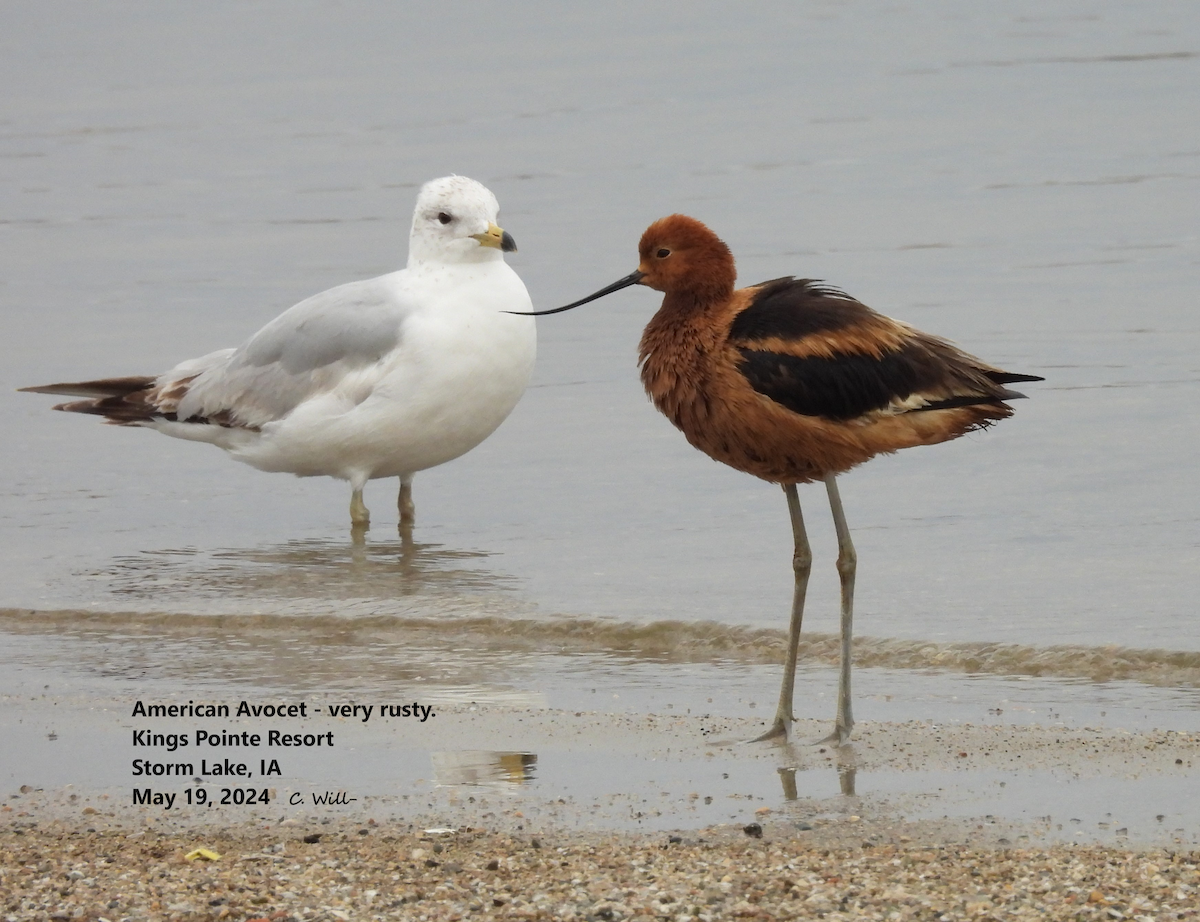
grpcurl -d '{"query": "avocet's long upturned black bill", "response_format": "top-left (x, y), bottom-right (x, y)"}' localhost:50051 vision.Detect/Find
top-left (505, 270), bottom-right (646, 315)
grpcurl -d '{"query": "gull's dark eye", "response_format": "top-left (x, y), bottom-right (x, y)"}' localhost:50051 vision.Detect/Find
top-left (656, 247), bottom-right (671, 259)
top-left (437, 212), bottom-right (453, 225)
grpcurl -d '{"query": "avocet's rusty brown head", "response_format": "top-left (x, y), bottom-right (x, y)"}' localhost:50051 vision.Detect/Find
top-left (508, 214), bottom-right (736, 316)
top-left (635, 215), bottom-right (736, 297)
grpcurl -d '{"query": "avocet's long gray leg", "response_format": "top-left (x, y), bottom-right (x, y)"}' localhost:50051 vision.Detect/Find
top-left (824, 473), bottom-right (857, 745)
top-left (756, 483), bottom-right (813, 741)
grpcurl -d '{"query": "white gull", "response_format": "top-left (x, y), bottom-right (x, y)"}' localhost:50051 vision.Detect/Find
top-left (21, 175), bottom-right (537, 532)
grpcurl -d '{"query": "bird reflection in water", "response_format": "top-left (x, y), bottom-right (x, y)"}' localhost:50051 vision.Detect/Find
top-left (431, 751), bottom-right (538, 787)
top-left (777, 745), bottom-right (858, 801)
top-left (107, 533), bottom-right (519, 608)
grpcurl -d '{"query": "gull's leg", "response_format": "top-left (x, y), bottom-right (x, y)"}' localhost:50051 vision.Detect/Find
top-left (755, 483), bottom-right (813, 741)
top-left (349, 476), bottom-right (370, 531)
top-left (824, 473), bottom-right (857, 745)
top-left (350, 489), bottom-right (367, 525)
top-left (398, 475), bottom-right (415, 528)
top-left (350, 489), bottom-right (370, 526)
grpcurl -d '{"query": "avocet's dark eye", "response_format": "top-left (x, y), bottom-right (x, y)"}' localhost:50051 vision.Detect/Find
top-left (437, 212), bottom-right (453, 225)
top-left (656, 247), bottom-right (671, 259)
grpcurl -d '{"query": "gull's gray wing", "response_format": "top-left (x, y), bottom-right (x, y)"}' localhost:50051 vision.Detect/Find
top-left (169, 274), bottom-right (410, 428)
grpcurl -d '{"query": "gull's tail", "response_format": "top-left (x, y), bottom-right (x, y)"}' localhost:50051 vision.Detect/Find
top-left (20, 376), bottom-right (160, 424)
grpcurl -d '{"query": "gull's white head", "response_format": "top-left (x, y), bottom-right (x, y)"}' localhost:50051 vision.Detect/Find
top-left (408, 175), bottom-right (516, 267)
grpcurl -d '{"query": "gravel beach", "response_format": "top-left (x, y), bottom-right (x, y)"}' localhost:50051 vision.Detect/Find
top-left (3, 817), bottom-right (1198, 921)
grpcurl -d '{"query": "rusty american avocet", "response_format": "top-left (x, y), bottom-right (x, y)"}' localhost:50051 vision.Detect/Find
top-left (513, 214), bottom-right (1042, 743)
top-left (21, 176), bottom-right (537, 535)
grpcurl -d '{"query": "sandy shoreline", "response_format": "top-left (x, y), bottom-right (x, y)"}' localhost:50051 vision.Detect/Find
top-left (3, 817), bottom-right (1198, 921)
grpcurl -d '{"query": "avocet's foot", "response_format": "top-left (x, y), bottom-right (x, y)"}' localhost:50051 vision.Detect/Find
top-left (815, 721), bottom-right (854, 747)
top-left (752, 715), bottom-right (793, 743)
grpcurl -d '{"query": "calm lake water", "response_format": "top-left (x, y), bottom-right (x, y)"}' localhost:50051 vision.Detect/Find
top-left (2, 1), bottom-right (1198, 748)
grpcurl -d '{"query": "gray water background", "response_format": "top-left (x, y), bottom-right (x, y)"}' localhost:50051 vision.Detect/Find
top-left (1, 2), bottom-right (1198, 728)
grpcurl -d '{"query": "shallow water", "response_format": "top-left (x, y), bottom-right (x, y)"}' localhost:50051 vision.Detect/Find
top-left (1, 1), bottom-right (1198, 829)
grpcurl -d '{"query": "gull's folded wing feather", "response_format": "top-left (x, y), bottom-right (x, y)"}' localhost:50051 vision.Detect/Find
top-left (170, 275), bottom-right (410, 427)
